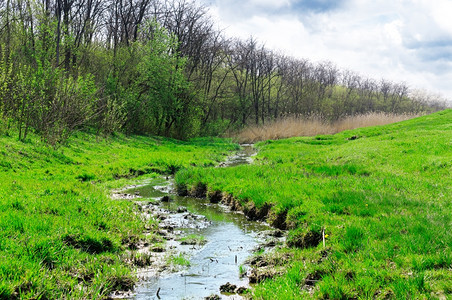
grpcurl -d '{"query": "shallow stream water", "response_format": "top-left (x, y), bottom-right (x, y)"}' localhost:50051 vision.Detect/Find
top-left (123, 145), bottom-right (274, 300)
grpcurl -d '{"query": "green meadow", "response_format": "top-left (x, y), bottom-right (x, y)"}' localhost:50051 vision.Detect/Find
top-left (0, 131), bottom-right (237, 299)
top-left (1, 110), bottom-right (451, 299)
top-left (176, 110), bottom-right (452, 299)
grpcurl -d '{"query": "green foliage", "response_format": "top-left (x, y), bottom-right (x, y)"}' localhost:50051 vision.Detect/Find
top-left (96, 74), bottom-right (128, 135)
top-left (133, 21), bottom-right (198, 139)
top-left (0, 18), bottom-right (98, 145)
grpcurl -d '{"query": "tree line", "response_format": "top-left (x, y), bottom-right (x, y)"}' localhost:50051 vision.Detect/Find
top-left (0, 0), bottom-right (447, 144)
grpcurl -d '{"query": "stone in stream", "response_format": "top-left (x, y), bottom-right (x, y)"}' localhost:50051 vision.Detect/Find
top-left (176, 206), bottom-right (187, 213)
top-left (160, 195), bottom-right (172, 202)
top-left (259, 229), bottom-right (285, 238)
top-left (150, 245), bottom-right (165, 252)
top-left (262, 238), bottom-right (279, 247)
top-left (156, 214), bottom-right (167, 221)
top-left (219, 282), bottom-right (237, 294)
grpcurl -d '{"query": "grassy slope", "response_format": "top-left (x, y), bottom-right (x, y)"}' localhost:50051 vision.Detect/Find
top-left (0, 131), bottom-right (237, 299)
top-left (176, 110), bottom-right (452, 299)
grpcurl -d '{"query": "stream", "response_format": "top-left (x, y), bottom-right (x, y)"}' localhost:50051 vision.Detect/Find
top-left (114, 145), bottom-right (282, 299)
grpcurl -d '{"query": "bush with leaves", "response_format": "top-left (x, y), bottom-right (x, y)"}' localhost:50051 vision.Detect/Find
top-left (133, 21), bottom-right (199, 139)
top-left (0, 53), bottom-right (97, 145)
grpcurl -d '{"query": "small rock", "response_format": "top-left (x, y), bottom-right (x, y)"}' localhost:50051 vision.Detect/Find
top-left (151, 246), bottom-right (165, 253)
top-left (236, 286), bottom-right (247, 294)
top-left (157, 230), bottom-right (167, 236)
top-left (270, 229), bottom-right (285, 237)
top-left (259, 229), bottom-right (285, 238)
top-left (262, 238), bottom-right (278, 247)
top-left (160, 224), bottom-right (174, 231)
top-left (177, 206), bottom-right (187, 213)
top-left (157, 214), bottom-right (167, 220)
top-left (246, 255), bottom-right (267, 267)
top-left (161, 195), bottom-right (171, 202)
top-left (252, 245), bottom-right (264, 253)
top-left (220, 282), bottom-right (237, 294)
top-left (204, 295), bottom-right (221, 300)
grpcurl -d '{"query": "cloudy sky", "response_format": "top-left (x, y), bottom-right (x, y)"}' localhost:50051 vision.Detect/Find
top-left (197, 0), bottom-right (452, 103)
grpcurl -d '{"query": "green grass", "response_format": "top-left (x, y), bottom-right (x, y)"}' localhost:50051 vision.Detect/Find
top-left (180, 234), bottom-right (207, 246)
top-left (176, 110), bottom-right (452, 299)
top-left (2, 110), bottom-right (451, 299)
top-left (169, 253), bottom-right (191, 267)
top-left (0, 129), bottom-right (237, 299)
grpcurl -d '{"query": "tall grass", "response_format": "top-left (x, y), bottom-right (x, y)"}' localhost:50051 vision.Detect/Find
top-left (235, 112), bottom-right (420, 143)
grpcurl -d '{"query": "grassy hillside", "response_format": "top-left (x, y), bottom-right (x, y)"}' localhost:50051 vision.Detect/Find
top-left (176, 110), bottom-right (452, 299)
top-left (0, 131), bottom-right (237, 299)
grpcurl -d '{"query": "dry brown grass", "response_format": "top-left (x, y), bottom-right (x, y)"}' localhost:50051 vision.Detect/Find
top-left (234, 112), bottom-right (420, 143)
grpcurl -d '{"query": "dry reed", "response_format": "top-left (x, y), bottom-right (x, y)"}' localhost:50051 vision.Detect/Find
top-left (235, 112), bottom-right (420, 143)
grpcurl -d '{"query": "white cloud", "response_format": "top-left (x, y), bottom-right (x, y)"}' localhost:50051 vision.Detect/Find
top-left (248, 0), bottom-right (291, 9)
top-left (432, 0), bottom-right (452, 36)
top-left (198, 0), bottom-right (452, 102)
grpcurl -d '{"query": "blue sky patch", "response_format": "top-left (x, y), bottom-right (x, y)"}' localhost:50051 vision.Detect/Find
top-left (290, 0), bottom-right (345, 13)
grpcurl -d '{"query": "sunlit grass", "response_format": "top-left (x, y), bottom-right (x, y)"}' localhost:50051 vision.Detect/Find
top-left (177, 109), bottom-right (452, 299)
top-left (0, 130), bottom-right (236, 299)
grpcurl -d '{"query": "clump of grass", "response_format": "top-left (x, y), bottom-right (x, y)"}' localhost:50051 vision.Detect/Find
top-left (341, 226), bottom-right (365, 253)
top-left (169, 253), bottom-right (190, 267)
top-left (123, 252), bottom-right (154, 268)
top-left (180, 234), bottom-right (207, 246)
top-left (235, 112), bottom-right (420, 142)
top-left (62, 233), bottom-right (116, 254)
top-left (239, 265), bottom-right (247, 277)
top-left (76, 173), bottom-right (96, 182)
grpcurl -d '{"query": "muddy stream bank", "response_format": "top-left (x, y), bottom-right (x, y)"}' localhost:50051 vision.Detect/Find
top-left (112, 145), bottom-right (285, 299)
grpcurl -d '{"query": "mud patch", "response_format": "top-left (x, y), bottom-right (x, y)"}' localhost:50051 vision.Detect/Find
top-left (267, 209), bottom-right (288, 230)
top-left (287, 229), bottom-right (322, 249)
top-left (208, 190), bottom-right (223, 204)
top-left (248, 267), bottom-right (284, 284)
top-left (243, 202), bottom-right (272, 222)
